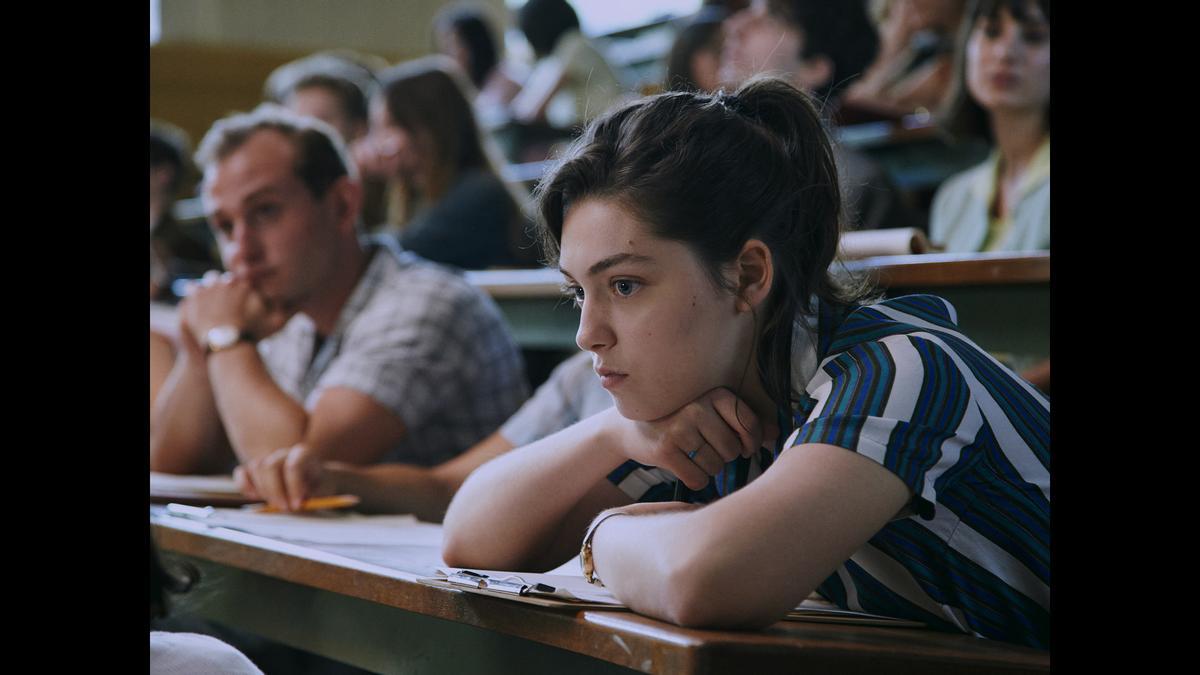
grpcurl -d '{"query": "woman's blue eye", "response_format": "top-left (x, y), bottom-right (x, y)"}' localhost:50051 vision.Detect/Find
top-left (613, 280), bottom-right (638, 296)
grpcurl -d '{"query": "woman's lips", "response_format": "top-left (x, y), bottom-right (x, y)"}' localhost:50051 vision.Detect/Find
top-left (991, 72), bottom-right (1020, 88)
top-left (595, 368), bottom-right (628, 389)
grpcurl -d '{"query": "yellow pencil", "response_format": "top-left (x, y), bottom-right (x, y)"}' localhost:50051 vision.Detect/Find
top-left (250, 494), bottom-right (361, 514)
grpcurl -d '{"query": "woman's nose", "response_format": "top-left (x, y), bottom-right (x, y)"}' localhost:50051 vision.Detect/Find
top-left (575, 300), bottom-right (614, 353)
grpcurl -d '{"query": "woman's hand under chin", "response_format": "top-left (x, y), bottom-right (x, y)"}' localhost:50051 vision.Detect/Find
top-left (603, 387), bottom-right (779, 491)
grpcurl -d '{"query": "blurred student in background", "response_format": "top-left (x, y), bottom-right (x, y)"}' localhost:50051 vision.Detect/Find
top-left (151, 122), bottom-right (220, 411)
top-left (433, 3), bottom-right (524, 115)
top-left (237, 350), bottom-right (613, 520)
top-left (150, 105), bottom-right (529, 501)
top-left (664, 7), bottom-right (727, 93)
top-left (510, 0), bottom-right (625, 128)
top-left (929, 0), bottom-right (1049, 252)
top-left (844, 0), bottom-right (966, 119)
top-left (264, 51), bottom-right (393, 231)
top-left (151, 121), bottom-right (220, 302)
top-left (356, 56), bottom-right (536, 269)
top-left (721, 0), bottom-right (916, 231)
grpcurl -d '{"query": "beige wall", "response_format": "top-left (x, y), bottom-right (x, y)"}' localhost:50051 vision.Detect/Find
top-left (157, 0), bottom-right (511, 56)
top-left (151, 0), bottom-right (512, 149)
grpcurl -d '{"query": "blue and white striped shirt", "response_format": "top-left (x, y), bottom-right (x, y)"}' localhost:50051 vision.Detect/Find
top-left (608, 295), bottom-right (1050, 648)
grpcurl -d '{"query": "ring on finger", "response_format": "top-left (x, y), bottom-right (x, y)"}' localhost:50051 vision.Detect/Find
top-left (687, 445), bottom-right (702, 461)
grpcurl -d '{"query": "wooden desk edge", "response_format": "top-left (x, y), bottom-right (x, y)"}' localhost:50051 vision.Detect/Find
top-left (152, 519), bottom-right (1049, 673)
top-left (841, 251), bottom-right (1050, 288)
top-left (466, 253), bottom-right (1050, 300)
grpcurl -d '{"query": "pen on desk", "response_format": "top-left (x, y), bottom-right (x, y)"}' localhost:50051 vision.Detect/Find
top-left (250, 494), bottom-right (361, 514)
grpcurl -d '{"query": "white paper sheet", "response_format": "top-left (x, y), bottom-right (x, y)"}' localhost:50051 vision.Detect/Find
top-left (150, 472), bottom-right (241, 495)
top-left (164, 505), bottom-right (444, 546)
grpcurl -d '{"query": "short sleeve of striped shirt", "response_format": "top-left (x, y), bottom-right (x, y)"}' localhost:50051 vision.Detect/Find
top-left (788, 331), bottom-right (967, 516)
top-left (787, 295), bottom-right (1047, 517)
top-left (787, 296), bottom-right (1051, 648)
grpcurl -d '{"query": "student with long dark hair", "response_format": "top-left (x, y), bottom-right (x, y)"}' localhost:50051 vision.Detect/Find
top-left (443, 76), bottom-right (1049, 648)
top-left (358, 56), bottom-right (535, 268)
top-left (929, 0), bottom-right (1049, 252)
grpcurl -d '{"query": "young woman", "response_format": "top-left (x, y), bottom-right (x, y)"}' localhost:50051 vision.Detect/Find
top-left (929, 0), bottom-right (1050, 252)
top-left (356, 56), bottom-right (535, 269)
top-left (442, 76), bottom-right (1049, 648)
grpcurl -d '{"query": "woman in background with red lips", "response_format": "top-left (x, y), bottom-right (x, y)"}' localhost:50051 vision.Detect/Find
top-left (929, 0), bottom-right (1050, 253)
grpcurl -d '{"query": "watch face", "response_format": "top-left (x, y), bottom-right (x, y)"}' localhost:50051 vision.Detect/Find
top-left (207, 325), bottom-right (240, 350)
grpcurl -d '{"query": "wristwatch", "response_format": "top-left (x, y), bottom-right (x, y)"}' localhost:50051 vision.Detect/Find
top-left (205, 324), bottom-right (252, 355)
top-left (579, 510), bottom-right (630, 586)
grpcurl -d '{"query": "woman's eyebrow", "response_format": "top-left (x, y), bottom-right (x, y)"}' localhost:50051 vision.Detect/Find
top-left (560, 253), bottom-right (655, 279)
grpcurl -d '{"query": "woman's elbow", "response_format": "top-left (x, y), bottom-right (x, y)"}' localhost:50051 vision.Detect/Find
top-left (663, 586), bottom-right (788, 629)
top-left (657, 557), bottom-right (793, 629)
top-left (440, 503), bottom-right (497, 568)
top-left (439, 510), bottom-right (474, 567)
top-left (440, 535), bottom-right (474, 569)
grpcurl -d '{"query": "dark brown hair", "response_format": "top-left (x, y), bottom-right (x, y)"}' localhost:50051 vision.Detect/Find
top-left (535, 77), bottom-right (864, 409)
top-left (150, 119), bottom-right (193, 197)
top-left (518, 0), bottom-right (580, 59)
top-left (434, 4), bottom-right (500, 89)
top-left (664, 14), bottom-right (725, 93)
top-left (766, 0), bottom-right (880, 102)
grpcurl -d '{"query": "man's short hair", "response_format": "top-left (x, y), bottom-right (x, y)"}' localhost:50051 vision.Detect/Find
top-left (767, 0), bottom-right (879, 100)
top-left (195, 104), bottom-right (357, 200)
top-left (263, 53), bottom-right (378, 127)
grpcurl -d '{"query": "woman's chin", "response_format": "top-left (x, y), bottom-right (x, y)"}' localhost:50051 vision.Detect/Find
top-left (613, 396), bottom-right (680, 423)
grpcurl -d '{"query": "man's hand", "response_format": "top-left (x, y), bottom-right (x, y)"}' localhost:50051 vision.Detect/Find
top-left (179, 271), bottom-right (290, 345)
top-left (234, 443), bottom-right (340, 511)
top-left (606, 388), bottom-right (779, 491)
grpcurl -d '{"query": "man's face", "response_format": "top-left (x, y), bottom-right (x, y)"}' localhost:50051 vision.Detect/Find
top-left (719, 1), bottom-right (803, 87)
top-left (203, 129), bottom-right (341, 312)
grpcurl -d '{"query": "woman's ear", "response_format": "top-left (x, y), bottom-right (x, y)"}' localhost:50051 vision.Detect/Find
top-left (734, 239), bottom-right (773, 313)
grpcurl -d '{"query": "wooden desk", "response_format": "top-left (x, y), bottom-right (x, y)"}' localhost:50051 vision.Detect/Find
top-left (152, 515), bottom-right (1049, 674)
top-left (466, 252), bottom-right (1050, 362)
top-left (836, 121), bottom-right (991, 192)
top-left (843, 251), bottom-right (1050, 362)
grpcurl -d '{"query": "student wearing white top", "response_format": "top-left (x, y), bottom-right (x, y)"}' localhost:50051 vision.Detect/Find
top-left (510, 0), bottom-right (625, 128)
top-left (929, 0), bottom-right (1050, 252)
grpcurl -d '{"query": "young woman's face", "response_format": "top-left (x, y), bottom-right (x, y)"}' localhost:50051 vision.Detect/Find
top-left (559, 199), bottom-right (754, 421)
top-left (366, 98), bottom-right (422, 179)
top-left (720, 2), bottom-right (803, 88)
top-left (966, 3), bottom-right (1050, 116)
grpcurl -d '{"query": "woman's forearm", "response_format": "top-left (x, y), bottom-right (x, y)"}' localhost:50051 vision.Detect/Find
top-left (591, 507), bottom-right (787, 629)
top-left (442, 409), bottom-right (629, 570)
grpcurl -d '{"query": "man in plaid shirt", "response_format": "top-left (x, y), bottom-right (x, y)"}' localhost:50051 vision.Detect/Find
top-left (150, 105), bottom-right (528, 511)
